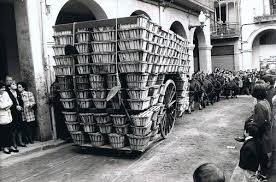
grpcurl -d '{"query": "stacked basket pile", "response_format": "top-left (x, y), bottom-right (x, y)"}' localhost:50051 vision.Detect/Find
top-left (175, 74), bottom-right (190, 117)
top-left (52, 15), bottom-right (191, 151)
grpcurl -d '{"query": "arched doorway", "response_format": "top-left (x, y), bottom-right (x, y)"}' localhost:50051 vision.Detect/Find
top-left (56, 1), bottom-right (96, 24)
top-left (169, 21), bottom-right (187, 38)
top-left (252, 29), bottom-right (276, 71)
top-left (130, 10), bottom-right (151, 19)
top-left (193, 27), bottom-right (207, 72)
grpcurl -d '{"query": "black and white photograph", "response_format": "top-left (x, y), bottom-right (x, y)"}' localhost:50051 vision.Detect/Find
top-left (0, 0), bottom-right (276, 181)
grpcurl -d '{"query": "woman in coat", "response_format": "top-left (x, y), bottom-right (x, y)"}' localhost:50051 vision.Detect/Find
top-left (17, 82), bottom-right (36, 144)
top-left (0, 81), bottom-right (14, 154)
top-left (251, 83), bottom-right (272, 178)
top-left (6, 80), bottom-right (26, 149)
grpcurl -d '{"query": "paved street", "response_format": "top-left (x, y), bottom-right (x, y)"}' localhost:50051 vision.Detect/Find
top-left (1, 96), bottom-right (255, 182)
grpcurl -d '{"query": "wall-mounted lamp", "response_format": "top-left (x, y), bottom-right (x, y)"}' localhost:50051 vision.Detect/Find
top-left (188, 11), bottom-right (207, 30)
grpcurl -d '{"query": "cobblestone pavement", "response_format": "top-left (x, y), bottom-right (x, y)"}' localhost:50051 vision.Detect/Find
top-left (0, 96), bottom-right (255, 182)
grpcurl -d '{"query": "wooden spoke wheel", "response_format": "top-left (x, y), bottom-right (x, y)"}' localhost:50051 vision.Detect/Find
top-left (160, 79), bottom-right (177, 139)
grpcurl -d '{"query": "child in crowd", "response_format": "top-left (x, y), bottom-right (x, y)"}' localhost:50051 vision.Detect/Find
top-left (238, 122), bottom-right (262, 182)
top-left (193, 163), bottom-right (225, 182)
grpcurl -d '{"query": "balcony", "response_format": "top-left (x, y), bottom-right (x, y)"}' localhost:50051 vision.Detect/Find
top-left (254, 6), bottom-right (276, 23)
top-left (211, 23), bottom-right (240, 39)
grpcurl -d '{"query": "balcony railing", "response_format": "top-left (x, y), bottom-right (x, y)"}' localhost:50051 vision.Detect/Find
top-left (211, 23), bottom-right (240, 39)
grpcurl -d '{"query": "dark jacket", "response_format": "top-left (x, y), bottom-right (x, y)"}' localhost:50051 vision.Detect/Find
top-left (239, 138), bottom-right (261, 172)
top-left (253, 100), bottom-right (272, 153)
top-left (266, 85), bottom-right (276, 109)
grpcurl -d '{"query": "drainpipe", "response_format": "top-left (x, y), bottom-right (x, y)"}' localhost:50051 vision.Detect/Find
top-left (39, 0), bottom-right (57, 140)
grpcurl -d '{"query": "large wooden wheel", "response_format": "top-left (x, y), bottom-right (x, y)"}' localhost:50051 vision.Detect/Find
top-left (160, 79), bottom-right (177, 139)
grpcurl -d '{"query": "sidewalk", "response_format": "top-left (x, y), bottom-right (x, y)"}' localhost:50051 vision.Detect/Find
top-left (0, 139), bottom-right (67, 166)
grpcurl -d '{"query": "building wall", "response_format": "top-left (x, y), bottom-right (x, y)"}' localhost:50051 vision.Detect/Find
top-left (212, 0), bottom-right (276, 71)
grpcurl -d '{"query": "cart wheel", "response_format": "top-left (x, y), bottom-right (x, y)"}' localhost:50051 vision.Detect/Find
top-left (160, 79), bottom-right (177, 139)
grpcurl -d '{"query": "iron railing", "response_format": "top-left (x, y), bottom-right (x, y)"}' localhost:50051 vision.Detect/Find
top-left (211, 23), bottom-right (240, 39)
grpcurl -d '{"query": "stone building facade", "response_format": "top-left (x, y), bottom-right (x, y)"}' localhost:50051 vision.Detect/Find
top-left (211, 0), bottom-right (276, 71)
top-left (0, 0), bottom-right (214, 141)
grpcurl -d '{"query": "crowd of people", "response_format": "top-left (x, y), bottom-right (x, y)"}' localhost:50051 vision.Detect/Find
top-left (0, 76), bottom-right (36, 154)
top-left (189, 68), bottom-right (276, 182)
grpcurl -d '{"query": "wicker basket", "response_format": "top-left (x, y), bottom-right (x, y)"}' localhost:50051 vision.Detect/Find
top-left (75, 42), bottom-right (91, 53)
top-left (94, 113), bottom-right (111, 124)
top-left (131, 110), bottom-right (153, 127)
top-left (148, 85), bottom-right (161, 96)
top-left (76, 90), bottom-right (90, 99)
top-left (118, 62), bottom-right (151, 73)
top-left (126, 88), bottom-right (149, 99)
top-left (76, 64), bottom-right (91, 75)
top-left (91, 63), bottom-right (116, 74)
top-left (75, 75), bottom-right (89, 84)
top-left (131, 121), bottom-right (152, 136)
top-left (148, 105), bottom-right (161, 121)
top-left (110, 98), bottom-right (121, 110)
top-left (79, 113), bottom-right (94, 124)
top-left (89, 81), bottom-right (105, 90)
top-left (57, 83), bottom-right (73, 90)
top-left (107, 74), bottom-right (118, 89)
top-left (118, 15), bottom-right (149, 30)
top-left (89, 74), bottom-right (104, 82)
top-left (76, 54), bottom-right (90, 64)
top-left (91, 41), bottom-right (116, 53)
top-left (54, 66), bottom-right (73, 76)
top-left (76, 83), bottom-right (90, 90)
top-left (91, 53), bottom-right (115, 64)
top-left (70, 131), bottom-right (85, 146)
top-left (108, 133), bottom-right (126, 148)
top-left (91, 30), bottom-right (116, 41)
top-left (126, 73), bottom-right (149, 82)
top-left (110, 114), bottom-right (128, 126)
top-left (118, 28), bottom-right (154, 41)
top-left (114, 124), bottom-right (129, 135)
top-left (54, 55), bottom-right (74, 66)
top-left (151, 64), bottom-right (160, 74)
top-left (66, 122), bottom-right (80, 132)
top-left (76, 31), bottom-right (91, 43)
top-left (88, 132), bottom-right (105, 146)
top-left (53, 34), bottom-right (73, 45)
top-left (92, 98), bottom-right (107, 109)
top-left (53, 45), bottom-right (66, 56)
top-left (118, 50), bottom-right (148, 62)
top-left (147, 74), bottom-right (158, 87)
top-left (118, 39), bottom-right (151, 51)
top-left (62, 111), bottom-right (78, 122)
top-left (150, 94), bottom-right (160, 106)
top-left (59, 90), bottom-right (74, 99)
top-left (56, 76), bottom-right (72, 84)
top-left (90, 89), bottom-right (107, 99)
top-left (83, 123), bottom-right (97, 133)
top-left (156, 74), bottom-right (165, 85)
top-left (98, 123), bottom-right (113, 134)
top-left (60, 98), bottom-right (76, 109)
top-left (127, 97), bottom-right (151, 110)
top-left (78, 98), bottom-right (93, 109)
top-left (127, 133), bottom-right (151, 151)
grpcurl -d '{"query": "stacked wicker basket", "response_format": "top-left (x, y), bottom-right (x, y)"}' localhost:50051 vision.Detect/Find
top-left (52, 15), bottom-right (190, 152)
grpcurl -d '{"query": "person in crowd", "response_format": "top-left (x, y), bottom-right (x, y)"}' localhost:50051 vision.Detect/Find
top-left (251, 83), bottom-right (272, 179)
top-left (193, 163), bottom-right (225, 182)
top-left (238, 122), bottom-right (261, 182)
top-left (6, 79), bottom-right (26, 152)
top-left (263, 75), bottom-right (276, 109)
top-left (17, 82), bottom-right (36, 144)
top-left (0, 81), bottom-right (14, 154)
top-left (243, 75), bottom-right (251, 95)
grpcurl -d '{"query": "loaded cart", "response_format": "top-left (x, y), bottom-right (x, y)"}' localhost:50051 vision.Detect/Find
top-left (52, 15), bottom-right (190, 153)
